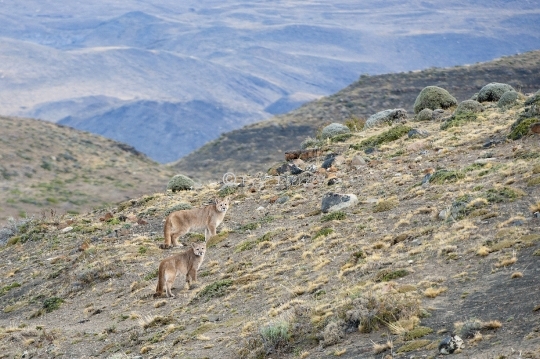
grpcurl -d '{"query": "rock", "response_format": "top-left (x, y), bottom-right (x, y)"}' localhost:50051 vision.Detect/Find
top-left (414, 86), bottom-right (458, 113)
top-left (477, 82), bottom-right (516, 102)
top-left (322, 156), bottom-right (336, 169)
top-left (291, 158), bottom-right (305, 167)
top-left (365, 108), bottom-right (408, 128)
top-left (100, 212), bottom-right (113, 222)
top-left (321, 192), bottom-right (358, 213)
top-left (320, 123), bottom-right (350, 140)
top-left (350, 155), bottom-right (366, 167)
top-left (408, 129), bottom-right (430, 139)
top-left (432, 109), bottom-right (446, 119)
top-left (285, 148), bottom-right (322, 161)
top-left (531, 122), bottom-right (540, 134)
top-left (277, 196), bottom-right (289, 204)
top-left (61, 226), bottom-right (73, 233)
top-left (438, 334), bottom-right (464, 354)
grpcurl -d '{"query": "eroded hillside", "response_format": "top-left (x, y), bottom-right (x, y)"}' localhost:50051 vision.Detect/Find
top-left (0, 116), bottom-right (175, 224)
top-left (0, 92), bottom-right (539, 358)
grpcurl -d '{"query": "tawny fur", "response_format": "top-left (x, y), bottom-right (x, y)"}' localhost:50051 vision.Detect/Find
top-left (160, 197), bottom-right (229, 249)
top-left (154, 242), bottom-right (206, 298)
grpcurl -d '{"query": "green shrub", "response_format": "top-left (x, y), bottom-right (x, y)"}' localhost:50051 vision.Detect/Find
top-left (259, 319), bottom-right (291, 353)
top-left (404, 326), bottom-right (433, 340)
top-left (235, 240), bottom-right (256, 252)
top-left (455, 100), bottom-right (484, 115)
top-left (219, 184), bottom-right (237, 197)
top-left (525, 90), bottom-right (540, 106)
top-left (477, 82), bottom-right (515, 102)
top-left (319, 123), bottom-right (350, 140)
top-left (164, 202), bottom-right (193, 216)
top-left (497, 91), bottom-right (520, 108)
top-left (167, 174), bottom-right (195, 192)
top-left (483, 187), bottom-right (523, 203)
top-left (413, 86), bottom-right (457, 113)
top-left (416, 108), bottom-right (433, 121)
top-left (301, 137), bottom-right (322, 149)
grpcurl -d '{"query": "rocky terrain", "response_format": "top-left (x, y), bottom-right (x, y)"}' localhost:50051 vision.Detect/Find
top-left (174, 50), bottom-right (540, 182)
top-left (0, 116), bottom-right (175, 224)
top-left (0, 84), bottom-right (538, 358)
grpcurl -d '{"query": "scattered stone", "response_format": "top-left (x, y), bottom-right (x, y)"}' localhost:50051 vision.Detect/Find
top-left (408, 129), bottom-right (430, 139)
top-left (365, 108), bottom-right (408, 128)
top-left (350, 155), bottom-right (366, 167)
top-left (100, 212), bottom-right (113, 222)
top-left (414, 86), bottom-right (458, 113)
top-left (291, 158), bottom-right (305, 167)
top-left (432, 109), bottom-right (446, 119)
top-left (321, 192), bottom-right (358, 213)
top-left (277, 196), bottom-right (289, 204)
top-left (137, 218), bottom-right (148, 225)
top-left (285, 148), bottom-right (322, 161)
top-left (61, 226), bottom-right (73, 233)
top-left (256, 206), bottom-right (265, 211)
top-left (477, 82), bottom-right (516, 102)
top-left (438, 334), bottom-right (464, 354)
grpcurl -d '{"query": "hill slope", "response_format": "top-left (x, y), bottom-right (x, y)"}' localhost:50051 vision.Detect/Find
top-left (0, 92), bottom-right (539, 358)
top-left (2, 1), bottom-right (540, 162)
top-left (0, 116), bottom-right (175, 224)
top-left (173, 50), bottom-right (540, 182)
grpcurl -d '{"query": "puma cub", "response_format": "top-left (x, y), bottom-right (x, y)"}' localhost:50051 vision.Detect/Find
top-left (160, 197), bottom-right (229, 249)
top-left (154, 242), bottom-right (206, 298)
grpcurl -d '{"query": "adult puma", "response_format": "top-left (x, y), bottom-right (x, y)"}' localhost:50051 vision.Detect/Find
top-left (160, 197), bottom-right (229, 249)
top-left (154, 242), bottom-right (206, 298)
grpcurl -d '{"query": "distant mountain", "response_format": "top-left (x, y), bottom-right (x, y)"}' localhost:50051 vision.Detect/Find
top-left (173, 50), bottom-right (540, 181)
top-left (1, 1), bottom-right (539, 162)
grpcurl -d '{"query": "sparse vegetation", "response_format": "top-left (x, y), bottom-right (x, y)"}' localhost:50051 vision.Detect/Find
top-left (167, 174), bottom-right (195, 192)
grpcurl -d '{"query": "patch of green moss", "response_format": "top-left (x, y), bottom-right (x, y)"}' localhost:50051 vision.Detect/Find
top-left (196, 280), bottom-right (233, 301)
top-left (429, 169), bottom-right (465, 184)
top-left (483, 187), bottom-right (523, 203)
top-left (508, 117), bottom-right (538, 140)
top-left (0, 282), bottom-right (21, 297)
top-left (144, 268), bottom-right (159, 281)
top-left (527, 176), bottom-right (540, 186)
top-left (239, 222), bottom-right (260, 232)
top-left (373, 198), bottom-right (399, 213)
top-left (313, 228), bottom-right (334, 240)
top-left (404, 326), bottom-right (433, 340)
top-left (235, 240), bottom-right (256, 252)
top-left (43, 297), bottom-right (64, 312)
top-left (351, 125), bottom-right (411, 150)
top-left (376, 269), bottom-right (409, 282)
top-left (441, 112), bottom-right (478, 130)
top-left (218, 185), bottom-right (237, 197)
top-left (396, 339), bottom-right (431, 353)
top-left (321, 211), bottom-right (346, 222)
top-left (330, 133), bottom-right (353, 143)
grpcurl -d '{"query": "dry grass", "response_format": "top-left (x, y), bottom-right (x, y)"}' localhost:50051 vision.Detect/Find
top-left (424, 287), bottom-right (447, 298)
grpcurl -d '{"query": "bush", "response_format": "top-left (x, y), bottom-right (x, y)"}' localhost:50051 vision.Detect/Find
top-left (525, 89), bottom-right (540, 106)
top-left (508, 116), bottom-right (538, 140)
top-left (319, 123), bottom-right (350, 140)
top-left (167, 174), bottom-right (195, 192)
top-left (413, 86), bottom-right (457, 114)
top-left (365, 109), bottom-right (408, 128)
top-left (301, 137), bottom-right (322, 149)
top-left (477, 82), bottom-right (515, 102)
top-left (455, 100), bottom-right (484, 115)
top-left (497, 91), bottom-right (520, 108)
top-left (164, 202), bottom-right (193, 216)
top-left (196, 279), bottom-right (233, 301)
top-left (416, 108), bottom-right (433, 121)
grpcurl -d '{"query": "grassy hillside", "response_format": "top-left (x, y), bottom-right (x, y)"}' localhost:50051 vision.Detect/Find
top-left (174, 50), bottom-right (540, 182)
top-left (0, 116), bottom-right (175, 224)
top-left (0, 93), bottom-right (538, 358)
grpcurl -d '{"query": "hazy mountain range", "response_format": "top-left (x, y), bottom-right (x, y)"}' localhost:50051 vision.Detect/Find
top-left (1, 1), bottom-right (539, 162)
